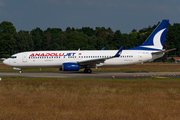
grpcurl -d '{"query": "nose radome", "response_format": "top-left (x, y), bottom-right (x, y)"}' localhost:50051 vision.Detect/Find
top-left (3, 59), bottom-right (7, 65)
top-left (3, 59), bottom-right (5, 64)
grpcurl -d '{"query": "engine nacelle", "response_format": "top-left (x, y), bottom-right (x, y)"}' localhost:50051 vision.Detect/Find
top-left (62, 63), bottom-right (79, 71)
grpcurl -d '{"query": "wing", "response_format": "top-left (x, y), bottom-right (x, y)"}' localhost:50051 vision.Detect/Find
top-left (77, 46), bottom-right (124, 67)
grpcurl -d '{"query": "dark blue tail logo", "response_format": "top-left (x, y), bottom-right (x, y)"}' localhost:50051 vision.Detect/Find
top-left (129, 20), bottom-right (169, 51)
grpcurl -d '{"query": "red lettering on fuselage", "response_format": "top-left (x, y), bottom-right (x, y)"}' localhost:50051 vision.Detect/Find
top-left (51, 53), bottom-right (58, 56)
top-left (40, 53), bottom-right (45, 56)
top-left (59, 53), bottom-right (64, 56)
top-left (45, 53), bottom-right (50, 56)
top-left (29, 53), bottom-right (34, 57)
top-left (29, 53), bottom-right (65, 57)
top-left (35, 53), bottom-right (40, 56)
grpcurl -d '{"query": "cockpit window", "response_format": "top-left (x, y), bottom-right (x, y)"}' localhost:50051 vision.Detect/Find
top-left (10, 56), bottom-right (17, 59)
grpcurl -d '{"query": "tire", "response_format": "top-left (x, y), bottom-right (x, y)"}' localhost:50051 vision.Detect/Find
top-left (87, 69), bottom-right (92, 73)
top-left (84, 69), bottom-right (92, 73)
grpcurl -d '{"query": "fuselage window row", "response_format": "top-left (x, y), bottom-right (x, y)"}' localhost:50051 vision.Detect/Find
top-left (29, 55), bottom-right (133, 59)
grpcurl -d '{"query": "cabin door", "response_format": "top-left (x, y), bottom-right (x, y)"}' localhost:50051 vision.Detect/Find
top-left (75, 49), bottom-right (82, 60)
top-left (22, 54), bottom-right (27, 62)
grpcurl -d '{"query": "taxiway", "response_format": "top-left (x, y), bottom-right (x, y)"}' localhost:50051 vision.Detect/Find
top-left (0, 71), bottom-right (180, 79)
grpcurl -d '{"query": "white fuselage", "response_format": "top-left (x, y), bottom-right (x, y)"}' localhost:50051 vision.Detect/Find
top-left (3, 50), bottom-right (163, 68)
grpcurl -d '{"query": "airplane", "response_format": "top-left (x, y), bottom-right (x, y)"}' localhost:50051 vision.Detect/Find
top-left (3, 20), bottom-right (175, 73)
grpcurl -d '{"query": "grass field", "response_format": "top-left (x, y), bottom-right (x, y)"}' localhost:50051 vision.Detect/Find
top-left (1, 62), bottom-right (180, 119)
top-left (0, 77), bottom-right (180, 120)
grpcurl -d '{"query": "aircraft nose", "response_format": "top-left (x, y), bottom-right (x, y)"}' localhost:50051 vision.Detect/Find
top-left (3, 59), bottom-right (8, 65)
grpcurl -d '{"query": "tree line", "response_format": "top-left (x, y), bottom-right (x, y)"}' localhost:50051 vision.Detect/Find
top-left (0, 21), bottom-right (179, 59)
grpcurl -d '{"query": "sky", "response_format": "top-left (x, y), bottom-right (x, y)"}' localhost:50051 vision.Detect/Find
top-left (0, 0), bottom-right (180, 33)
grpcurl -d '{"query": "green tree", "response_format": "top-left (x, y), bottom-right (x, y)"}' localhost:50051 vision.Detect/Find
top-left (111, 30), bottom-right (122, 49)
top-left (0, 33), bottom-right (11, 57)
top-left (166, 23), bottom-right (180, 56)
top-left (78, 27), bottom-right (95, 36)
top-left (31, 27), bottom-right (44, 50)
top-left (16, 30), bottom-right (34, 52)
top-left (0, 21), bottom-right (17, 57)
top-left (0, 21), bottom-right (16, 35)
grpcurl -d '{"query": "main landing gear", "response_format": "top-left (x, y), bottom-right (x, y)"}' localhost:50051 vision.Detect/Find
top-left (84, 68), bottom-right (92, 73)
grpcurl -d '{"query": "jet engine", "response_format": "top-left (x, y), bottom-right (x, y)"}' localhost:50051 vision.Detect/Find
top-left (62, 63), bottom-right (79, 71)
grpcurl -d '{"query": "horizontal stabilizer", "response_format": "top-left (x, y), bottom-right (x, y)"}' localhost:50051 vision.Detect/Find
top-left (151, 48), bottom-right (176, 55)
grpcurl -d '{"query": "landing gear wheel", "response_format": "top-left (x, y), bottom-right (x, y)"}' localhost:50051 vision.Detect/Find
top-left (84, 69), bottom-right (92, 73)
top-left (19, 70), bottom-right (22, 73)
top-left (87, 69), bottom-right (92, 73)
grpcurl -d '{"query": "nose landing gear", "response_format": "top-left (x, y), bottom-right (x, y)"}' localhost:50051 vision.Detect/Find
top-left (13, 67), bottom-right (22, 73)
top-left (19, 70), bottom-right (22, 73)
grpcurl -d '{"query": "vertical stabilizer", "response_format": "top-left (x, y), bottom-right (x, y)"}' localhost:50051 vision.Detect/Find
top-left (129, 20), bottom-right (169, 51)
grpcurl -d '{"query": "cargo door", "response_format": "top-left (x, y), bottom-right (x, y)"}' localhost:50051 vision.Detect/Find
top-left (138, 52), bottom-right (142, 61)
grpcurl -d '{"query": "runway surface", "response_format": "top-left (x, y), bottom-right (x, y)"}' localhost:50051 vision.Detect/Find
top-left (0, 71), bottom-right (180, 79)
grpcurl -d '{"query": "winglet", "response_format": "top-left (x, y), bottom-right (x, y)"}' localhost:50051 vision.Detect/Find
top-left (101, 47), bottom-right (105, 50)
top-left (114, 46), bottom-right (124, 57)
